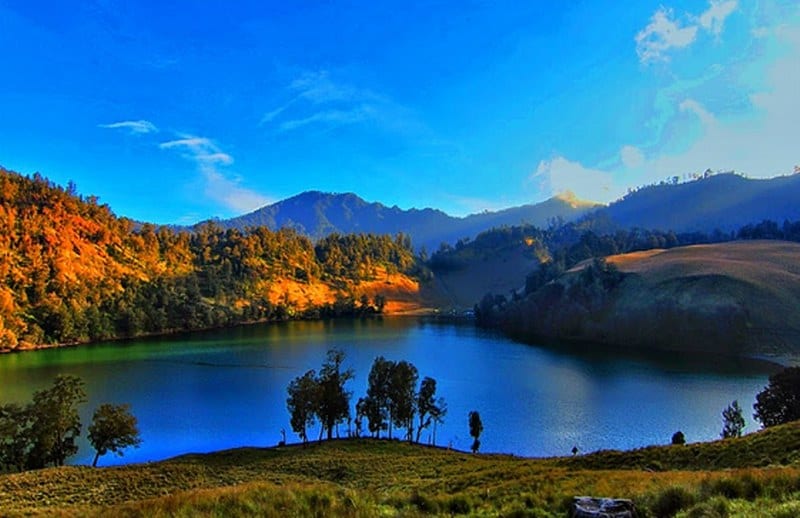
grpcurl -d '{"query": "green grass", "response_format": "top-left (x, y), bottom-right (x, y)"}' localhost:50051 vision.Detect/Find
top-left (4, 423), bottom-right (800, 516)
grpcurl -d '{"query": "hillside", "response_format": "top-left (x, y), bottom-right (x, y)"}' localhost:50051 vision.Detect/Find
top-left (4, 423), bottom-right (800, 516)
top-left (498, 240), bottom-right (800, 356)
top-left (215, 190), bottom-right (599, 251)
top-left (597, 173), bottom-right (800, 233)
top-left (0, 168), bottom-right (431, 351)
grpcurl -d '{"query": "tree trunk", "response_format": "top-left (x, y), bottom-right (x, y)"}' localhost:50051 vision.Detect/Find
top-left (92, 451), bottom-right (100, 468)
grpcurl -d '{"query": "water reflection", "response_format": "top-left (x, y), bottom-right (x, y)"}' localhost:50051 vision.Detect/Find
top-left (0, 317), bottom-right (781, 465)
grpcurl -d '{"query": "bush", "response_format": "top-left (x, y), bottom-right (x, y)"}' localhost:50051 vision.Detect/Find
top-left (448, 495), bottom-right (472, 514)
top-left (409, 491), bottom-right (439, 513)
top-left (648, 486), bottom-right (695, 517)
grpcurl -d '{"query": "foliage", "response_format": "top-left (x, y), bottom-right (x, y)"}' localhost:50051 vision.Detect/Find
top-left (286, 370), bottom-right (318, 444)
top-left (415, 377), bottom-right (446, 445)
top-left (672, 431), bottom-right (686, 445)
top-left (28, 375), bottom-right (87, 468)
top-left (315, 349), bottom-right (354, 440)
top-left (469, 410), bottom-right (483, 453)
top-left (721, 400), bottom-right (746, 439)
top-left (754, 367), bottom-right (800, 428)
top-left (0, 168), bottom-right (420, 351)
top-left (388, 360), bottom-right (418, 442)
top-left (88, 403), bottom-right (141, 467)
top-left (0, 375), bottom-right (86, 470)
top-left (284, 349), bottom-right (354, 442)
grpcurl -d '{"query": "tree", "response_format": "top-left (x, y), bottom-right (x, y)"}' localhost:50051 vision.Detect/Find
top-left (27, 375), bottom-right (86, 468)
top-left (286, 370), bottom-right (318, 444)
top-left (87, 403), bottom-right (142, 467)
top-left (0, 403), bottom-right (29, 472)
top-left (754, 367), bottom-right (800, 427)
top-left (671, 431), bottom-right (686, 445)
top-left (389, 361), bottom-right (418, 442)
top-left (469, 410), bottom-right (483, 453)
top-left (316, 349), bottom-right (354, 440)
top-left (721, 400), bottom-right (745, 439)
top-left (364, 356), bottom-right (393, 438)
top-left (415, 377), bottom-right (446, 444)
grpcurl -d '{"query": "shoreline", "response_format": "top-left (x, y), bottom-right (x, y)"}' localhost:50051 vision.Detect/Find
top-left (0, 307), bottom-right (444, 355)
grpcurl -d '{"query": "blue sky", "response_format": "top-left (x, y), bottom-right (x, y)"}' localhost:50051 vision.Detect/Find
top-left (1, 1), bottom-right (798, 224)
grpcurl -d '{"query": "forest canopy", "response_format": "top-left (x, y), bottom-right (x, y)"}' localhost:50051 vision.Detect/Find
top-left (0, 168), bottom-right (419, 350)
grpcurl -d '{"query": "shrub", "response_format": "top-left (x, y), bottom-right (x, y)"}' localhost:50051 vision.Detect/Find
top-left (448, 495), bottom-right (472, 514)
top-left (648, 486), bottom-right (695, 517)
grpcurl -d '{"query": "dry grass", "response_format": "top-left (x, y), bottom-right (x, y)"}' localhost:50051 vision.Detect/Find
top-left (5, 421), bottom-right (800, 516)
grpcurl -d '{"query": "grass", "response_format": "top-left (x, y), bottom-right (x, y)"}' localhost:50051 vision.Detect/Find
top-left (4, 423), bottom-right (800, 516)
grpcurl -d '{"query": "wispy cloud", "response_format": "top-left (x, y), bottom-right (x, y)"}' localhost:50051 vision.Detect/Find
top-left (261, 70), bottom-right (403, 134)
top-left (160, 134), bottom-right (270, 214)
top-left (636, 8), bottom-right (699, 63)
top-left (636, 1), bottom-right (739, 63)
top-left (699, 0), bottom-right (738, 36)
top-left (533, 8), bottom-right (800, 203)
top-left (99, 119), bottom-right (158, 135)
top-left (279, 106), bottom-right (372, 132)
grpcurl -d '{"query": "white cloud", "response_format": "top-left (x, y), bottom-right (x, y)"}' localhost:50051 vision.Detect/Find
top-left (201, 169), bottom-right (271, 214)
top-left (99, 120), bottom-right (158, 134)
top-left (532, 157), bottom-right (618, 202)
top-left (279, 107), bottom-right (372, 132)
top-left (636, 1), bottom-right (739, 64)
top-left (678, 99), bottom-right (717, 127)
top-left (620, 145), bottom-right (645, 169)
top-left (636, 8), bottom-right (699, 63)
top-left (289, 70), bottom-right (362, 104)
top-left (261, 70), bottom-right (410, 134)
top-left (699, 0), bottom-right (738, 35)
top-left (160, 134), bottom-right (270, 214)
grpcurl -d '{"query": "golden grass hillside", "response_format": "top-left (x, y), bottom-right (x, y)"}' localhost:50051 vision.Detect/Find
top-left (503, 240), bottom-right (800, 356)
top-left (5, 422), bottom-right (800, 516)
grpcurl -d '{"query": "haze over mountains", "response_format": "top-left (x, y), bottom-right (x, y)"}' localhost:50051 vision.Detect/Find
top-left (204, 173), bottom-right (800, 251)
top-left (210, 191), bottom-right (599, 252)
top-left (602, 173), bottom-right (800, 233)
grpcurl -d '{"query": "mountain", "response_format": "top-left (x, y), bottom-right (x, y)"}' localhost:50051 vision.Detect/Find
top-left (0, 168), bottom-right (429, 351)
top-left (497, 240), bottom-right (800, 356)
top-left (597, 173), bottom-right (800, 233)
top-left (214, 191), bottom-right (600, 251)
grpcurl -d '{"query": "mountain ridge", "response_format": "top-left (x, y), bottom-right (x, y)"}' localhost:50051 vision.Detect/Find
top-left (211, 190), bottom-right (601, 251)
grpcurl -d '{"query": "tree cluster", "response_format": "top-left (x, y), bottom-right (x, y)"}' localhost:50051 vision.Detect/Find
top-left (356, 357), bottom-right (447, 444)
top-left (286, 350), bottom-right (447, 447)
top-left (0, 375), bottom-right (140, 472)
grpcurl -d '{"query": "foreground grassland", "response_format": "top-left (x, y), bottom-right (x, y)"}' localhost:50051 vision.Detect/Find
top-left (4, 422), bottom-right (800, 516)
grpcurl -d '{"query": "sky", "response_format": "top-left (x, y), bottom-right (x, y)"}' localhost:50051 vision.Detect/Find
top-left (0, 0), bottom-right (798, 224)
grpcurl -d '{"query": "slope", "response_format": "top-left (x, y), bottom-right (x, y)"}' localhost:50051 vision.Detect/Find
top-left (600, 173), bottom-right (800, 233)
top-left (500, 240), bottom-right (800, 356)
top-left (4, 422), bottom-right (800, 516)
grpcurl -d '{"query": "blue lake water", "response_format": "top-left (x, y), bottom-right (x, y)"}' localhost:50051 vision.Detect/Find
top-left (0, 317), bottom-right (778, 466)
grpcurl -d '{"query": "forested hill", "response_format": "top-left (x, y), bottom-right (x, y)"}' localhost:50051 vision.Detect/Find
top-left (0, 168), bottom-right (424, 351)
top-left (213, 190), bottom-right (599, 251)
top-left (596, 173), bottom-right (800, 233)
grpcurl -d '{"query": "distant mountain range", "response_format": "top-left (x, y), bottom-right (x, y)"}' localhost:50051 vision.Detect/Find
top-left (205, 173), bottom-right (800, 250)
top-left (598, 173), bottom-right (800, 233)
top-left (210, 191), bottom-right (600, 251)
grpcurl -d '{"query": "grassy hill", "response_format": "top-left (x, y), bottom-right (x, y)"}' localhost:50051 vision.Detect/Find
top-left (499, 240), bottom-right (800, 356)
top-left (4, 422), bottom-right (800, 516)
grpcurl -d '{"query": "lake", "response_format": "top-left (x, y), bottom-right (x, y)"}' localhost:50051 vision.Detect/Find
top-left (0, 317), bottom-right (779, 466)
